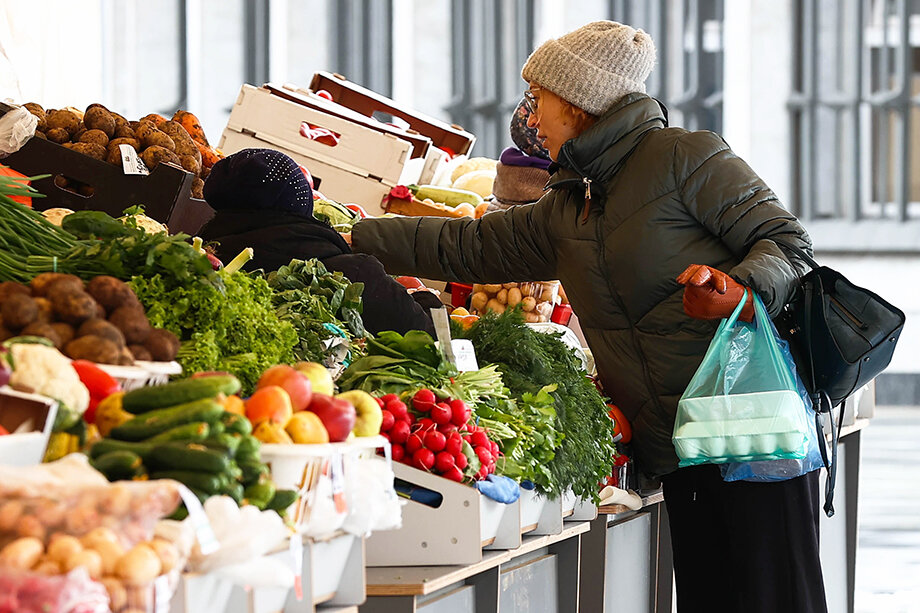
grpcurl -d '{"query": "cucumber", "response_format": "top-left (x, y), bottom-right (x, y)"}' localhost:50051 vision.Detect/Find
top-left (221, 412), bottom-right (252, 436)
top-left (235, 435), bottom-right (261, 463)
top-left (223, 481), bottom-right (244, 504)
top-left (266, 489), bottom-right (298, 512)
top-left (147, 442), bottom-right (231, 474)
top-left (91, 450), bottom-right (143, 481)
top-left (209, 421), bottom-right (226, 437)
top-left (89, 439), bottom-right (155, 462)
top-left (208, 433), bottom-right (241, 456)
top-left (239, 459), bottom-right (269, 485)
top-left (411, 184), bottom-right (483, 207)
top-left (110, 399), bottom-right (223, 441)
top-left (150, 470), bottom-right (223, 495)
top-left (243, 478), bottom-right (276, 510)
top-left (145, 421), bottom-right (210, 444)
top-left (122, 375), bottom-right (241, 414)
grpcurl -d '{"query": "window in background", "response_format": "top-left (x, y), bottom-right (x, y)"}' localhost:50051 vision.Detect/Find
top-left (790, 0), bottom-right (920, 249)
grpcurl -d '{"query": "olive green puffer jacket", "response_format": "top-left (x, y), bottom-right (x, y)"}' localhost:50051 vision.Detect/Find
top-left (353, 93), bottom-right (812, 478)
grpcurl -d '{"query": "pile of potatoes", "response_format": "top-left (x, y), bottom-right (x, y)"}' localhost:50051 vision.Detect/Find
top-left (23, 102), bottom-right (207, 199)
top-left (469, 282), bottom-right (560, 323)
top-left (0, 274), bottom-right (179, 365)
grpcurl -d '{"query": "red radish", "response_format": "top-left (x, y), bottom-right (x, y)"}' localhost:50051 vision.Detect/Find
top-left (437, 423), bottom-right (458, 436)
top-left (449, 399), bottom-right (471, 426)
top-left (475, 467), bottom-right (488, 480)
top-left (391, 444), bottom-right (405, 462)
top-left (390, 420), bottom-right (410, 444)
top-left (406, 433), bottom-right (424, 455)
top-left (489, 441), bottom-right (500, 456)
top-left (445, 433), bottom-right (463, 457)
top-left (412, 389), bottom-right (437, 412)
top-left (456, 453), bottom-right (469, 470)
top-left (386, 399), bottom-right (409, 421)
top-left (374, 396), bottom-right (385, 408)
top-left (470, 431), bottom-right (489, 449)
top-left (475, 446), bottom-right (493, 466)
top-left (417, 417), bottom-right (435, 431)
top-left (424, 431), bottom-right (446, 453)
top-left (381, 393), bottom-right (399, 404)
top-left (380, 409), bottom-right (395, 432)
top-left (412, 448), bottom-right (435, 471)
top-left (434, 451), bottom-right (456, 473)
top-left (443, 466), bottom-right (464, 482)
top-left (430, 403), bottom-right (452, 426)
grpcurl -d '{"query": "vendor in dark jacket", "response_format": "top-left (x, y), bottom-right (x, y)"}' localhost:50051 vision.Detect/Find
top-left (199, 148), bottom-right (441, 336)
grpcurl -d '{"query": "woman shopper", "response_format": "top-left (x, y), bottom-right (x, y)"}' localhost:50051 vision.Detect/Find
top-left (199, 148), bottom-right (442, 336)
top-left (350, 21), bottom-right (827, 612)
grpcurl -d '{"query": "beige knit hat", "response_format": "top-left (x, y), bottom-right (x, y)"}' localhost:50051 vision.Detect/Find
top-left (521, 21), bottom-right (656, 116)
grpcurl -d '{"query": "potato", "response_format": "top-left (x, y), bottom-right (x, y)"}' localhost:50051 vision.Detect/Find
top-left (64, 549), bottom-right (103, 579)
top-left (112, 111), bottom-right (128, 128)
top-left (34, 501), bottom-right (66, 528)
top-left (143, 328), bottom-right (179, 361)
top-left (50, 322), bottom-right (75, 346)
top-left (524, 311), bottom-right (543, 323)
top-left (140, 145), bottom-right (180, 169)
top-left (539, 284), bottom-right (557, 302)
top-left (482, 284), bottom-right (502, 294)
top-left (32, 296), bottom-right (53, 322)
top-left (470, 291), bottom-right (489, 313)
top-left (116, 544), bottom-right (162, 583)
top-left (502, 283), bottom-right (517, 290)
top-left (191, 176), bottom-right (205, 199)
top-left (24, 102), bottom-right (47, 131)
top-left (507, 287), bottom-right (523, 307)
top-left (21, 322), bottom-right (62, 348)
top-left (67, 141), bottom-right (107, 160)
top-left (80, 526), bottom-right (120, 549)
top-left (0, 281), bottom-right (30, 301)
top-left (0, 500), bottom-right (24, 531)
top-left (65, 335), bottom-right (122, 364)
top-left (521, 296), bottom-right (537, 312)
top-left (46, 109), bottom-right (81, 136)
top-left (1, 293), bottom-right (38, 329)
top-left (142, 129), bottom-right (176, 151)
top-left (87, 276), bottom-right (136, 311)
top-left (0, 537), bottom-right (44, 570)
top-left (71, 127), bottom-right (86, 142)
top-left (32, 130), bottom-right (47, 139)
top-left (47, 535), bottom-right (83, 564)
top-left (33, 558), bottom-right (63, 575)
top-left (126, 344), bottom-right (151, 361)
top-left (79, 128), bottom-right (109, 147)
top-left (16, 514), bottom-right (46, 540)
top-left (83, 106), bottom-right (116, 138)
top-left (109, 306), bottom-right (151, 344)
top-left (77, 318), bottom-right (126, 348)
top-left (108, 137), bottom-right (140, 153)
top-left (496, 288), bottom-right (508, 304)
top-left (161, 120), bottom-right (199, 155)
top-left (46, 127), bottom-right (70, 143)
top-left (50, 289), bottom-right (97, 324)
top-left (101, 577), bottom-right (127, 610)
top-left (485, 298), bottom-right (506, 314)
top-left (30, 272), bottom-right (73, 296)
top-left (147, 538), bottom-right (179, 573)
top-left (114, 124), bottom-right (136, 139)
top-left (88, 539), bottom-right (125, 576)
top-left (178, 154), bottom-right (201, 175)
top-left (472, 283), bottom-right (484, 293)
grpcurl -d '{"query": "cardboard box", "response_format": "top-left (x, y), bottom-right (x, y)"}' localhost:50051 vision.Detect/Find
top-left (0, 388), bottom-right (59, 467)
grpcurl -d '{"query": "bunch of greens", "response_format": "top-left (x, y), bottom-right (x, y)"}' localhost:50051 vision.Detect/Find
top-left (336, 330), bottom-right (454, 394)
top-left (130, 270), bottom-right (297, 393)
top-left (266, 259), bottom-right (366, 363)
top-left (312, 199), bottom-right (360, 232)
top-left (460, 309), bottom-right (617, 501)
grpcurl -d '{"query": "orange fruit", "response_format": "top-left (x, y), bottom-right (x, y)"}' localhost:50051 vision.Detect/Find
top-left (245, 386), bottom-right (294, 427)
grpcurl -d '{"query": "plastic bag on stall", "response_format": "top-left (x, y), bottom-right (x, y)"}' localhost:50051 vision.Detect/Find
top-left (672, 292), bottom-right (810, 466)
top-left (0, 105), bottom-right (37, 156)
top-left (340, 456), bottom-right (402, 535)
top-left (0, 567), bottom-right (110, 613)
top-left (720, 327), bottom-right (825, 482)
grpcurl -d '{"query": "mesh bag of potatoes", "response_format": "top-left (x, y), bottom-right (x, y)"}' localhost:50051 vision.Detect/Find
top-left (0, 460), bottom-right (188, 613)
top-left (469, 282), bottom-right (559, 323)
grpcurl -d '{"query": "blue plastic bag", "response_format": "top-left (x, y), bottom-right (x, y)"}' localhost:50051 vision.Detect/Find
top-left (673, 291), bottom-right (810, 467)
top-left (720, 319), bottom-right (824, 482)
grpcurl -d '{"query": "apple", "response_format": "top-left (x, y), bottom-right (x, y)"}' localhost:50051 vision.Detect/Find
top-left (307, 394), bottom-right (356, 442)
top-left (336, 390), bottom-right (383, 437)
top-left (257, 365), bottom-right (312, 412)
top-left (293, 361), bottom-right (335, 397)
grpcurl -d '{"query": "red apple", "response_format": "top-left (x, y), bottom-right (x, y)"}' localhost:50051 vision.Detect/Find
top-left (258, 365), bottom-right (312, 412)
top-left (307, 394), bottom-right (356, 442)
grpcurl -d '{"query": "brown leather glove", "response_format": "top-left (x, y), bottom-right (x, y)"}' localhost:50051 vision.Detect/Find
top-left (676, 264), bottom-right (754, 322)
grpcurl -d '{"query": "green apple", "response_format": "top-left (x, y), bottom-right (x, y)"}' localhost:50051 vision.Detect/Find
top-left (336, 390), bottom-right (383, 437)
top-left (294, 361), bottom-right (335, 397)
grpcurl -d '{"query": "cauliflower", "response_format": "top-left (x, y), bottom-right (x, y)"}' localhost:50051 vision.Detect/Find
top-left (8, 343), bottom-right (90, 418)
top-left (120, 213), bottom-right (168, 234)
top-left (41, 208), bottom-right (75, 226)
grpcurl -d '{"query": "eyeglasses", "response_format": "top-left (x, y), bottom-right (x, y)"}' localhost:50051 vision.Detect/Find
top-left (523, 89), bottom-right (538, 114)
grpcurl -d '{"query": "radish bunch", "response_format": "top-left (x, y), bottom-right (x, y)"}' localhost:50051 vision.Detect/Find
top-left (377, 388), bottom-right (500, 482)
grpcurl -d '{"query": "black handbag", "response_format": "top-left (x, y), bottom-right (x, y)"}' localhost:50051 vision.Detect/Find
top-left (774, 240), bottom-right (905, 516)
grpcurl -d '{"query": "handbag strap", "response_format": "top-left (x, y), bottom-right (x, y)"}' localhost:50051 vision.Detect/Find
top-left (772, 237), bottom-right (820, 272)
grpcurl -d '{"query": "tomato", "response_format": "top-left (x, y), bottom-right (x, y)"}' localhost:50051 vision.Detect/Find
top-left (607, 404), bottom-right (632, 444)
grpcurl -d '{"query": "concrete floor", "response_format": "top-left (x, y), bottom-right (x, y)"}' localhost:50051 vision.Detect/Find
top-left (854, 406), bottom-right (920, 613)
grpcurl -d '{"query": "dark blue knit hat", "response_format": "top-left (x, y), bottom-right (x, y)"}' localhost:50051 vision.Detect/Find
top-left (203, 148), bottom-right (314, 216)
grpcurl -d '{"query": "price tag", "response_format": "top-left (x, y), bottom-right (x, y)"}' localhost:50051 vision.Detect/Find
top-left (450, 339), bottom-right (479, 372)
top-left (431, 307), bottom-right (456, 366)
top-left (289, 533), bottom-right (304, 600)
top-left (119, 144), bottom-right (149, 175)
top-left (330, 453), bottom-right (347, 514)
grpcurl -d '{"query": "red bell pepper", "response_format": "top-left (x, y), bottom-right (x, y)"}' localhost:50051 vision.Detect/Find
top-left (71, 360), bottom-right (122, 424)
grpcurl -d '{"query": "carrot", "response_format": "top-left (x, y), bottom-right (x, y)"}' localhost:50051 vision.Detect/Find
top-left (173, 110), bottom-right (210, 146)
top-left (195, 140), bottom-right (222, 169)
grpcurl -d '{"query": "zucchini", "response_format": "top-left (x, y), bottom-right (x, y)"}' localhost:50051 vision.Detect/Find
top-left (150, 470), bottom-right (223, 495)
top-left (209, 421), bottom-right (226, 437)
top-left (147, 442), bottom-right (231, 474)
top-left (208, 433), bottom-right (241, 456)
top-left (110, 399), bottom-right (223, 441)
top-left (266, 489), bottom-right (298, 512)
top-left (89, 439), bottom-right (155, 462)
top-left (122, 375), bottom-right (241, 414)
top-left (221, 412), bottom-right (252, 436)
top-left (145, 421), bottom-right (210, 444)
top-left (91, 450), bottom-right (143, 481)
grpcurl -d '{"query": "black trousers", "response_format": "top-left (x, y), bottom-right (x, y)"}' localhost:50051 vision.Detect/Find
top-left (661, 465), bottom-right (828, 613)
